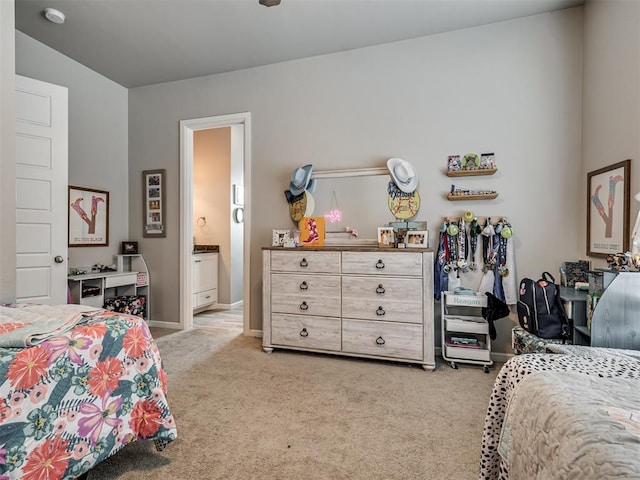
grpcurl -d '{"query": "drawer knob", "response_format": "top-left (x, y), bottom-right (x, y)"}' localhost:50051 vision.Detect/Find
top-left (376, 336), bottom-right (385, 346)
top-left (299, 301), bottom-right (309, 311)
top-left (300, 258), bottom-right (308, 267)
top-left (375, 259), bottom-right (385, 269)
top-left (376, 306), bottom-right (385, 316)
top-left (299, 281), bottom-right (308, 290)
top-left (300, 328), bottom-right (309, 338)
top-left (376, 284), bottom-right (385, 294)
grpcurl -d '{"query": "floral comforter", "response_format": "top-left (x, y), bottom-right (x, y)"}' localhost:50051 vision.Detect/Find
top-left (0, 306), bottom-right (177, 480)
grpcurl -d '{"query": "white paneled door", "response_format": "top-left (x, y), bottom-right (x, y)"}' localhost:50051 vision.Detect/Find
top-left (15, 75), bottom-right (68, 305)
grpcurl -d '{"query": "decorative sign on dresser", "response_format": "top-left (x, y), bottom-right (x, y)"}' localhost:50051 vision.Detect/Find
top-left (262, 246), bottom-right (435, 370)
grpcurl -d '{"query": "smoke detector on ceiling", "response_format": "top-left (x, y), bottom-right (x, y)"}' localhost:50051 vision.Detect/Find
top-left (259, 0), bottom-right (281, 6)
top-left (43, 7), bottom-right (66, 24)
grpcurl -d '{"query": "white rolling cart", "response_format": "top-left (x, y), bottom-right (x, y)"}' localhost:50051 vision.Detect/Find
top-left (441, 291), bottom-right (492, 373)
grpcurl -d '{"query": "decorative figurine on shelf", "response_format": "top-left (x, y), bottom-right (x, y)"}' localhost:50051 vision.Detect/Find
top-left (480, 153), bottom-right (496, 170)
top-left (607, 252), bottom-right (632, 272)
top-left (461, 153), bottom-right (480, 170)
top-left (447, 155), bottom-right (461, 172)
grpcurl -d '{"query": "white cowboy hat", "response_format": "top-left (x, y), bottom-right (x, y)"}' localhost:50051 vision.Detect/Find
top-left (387, 158), bottom-right (418, 193)
top-left (304, 191), bottom-right (315, 217)
top-left (289, 164), bottom-right (314, 196)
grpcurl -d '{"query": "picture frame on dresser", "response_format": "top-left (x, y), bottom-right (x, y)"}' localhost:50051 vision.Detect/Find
top-left (587, 159), bottom-right (630, 257)
top-left (405, 230), bottom-right (428, 248)
top-left (272, 229), bottom-right (291, 247)
top-left (377, 227), bottom-right (395, 247)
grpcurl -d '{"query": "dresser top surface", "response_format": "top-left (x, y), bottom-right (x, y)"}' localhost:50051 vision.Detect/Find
top-left (263, 246), bottom-right (433, 253)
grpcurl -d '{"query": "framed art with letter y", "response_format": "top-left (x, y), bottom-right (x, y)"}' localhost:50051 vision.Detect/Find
top-left (68, 186), bottom-right (109, 247)
top-left (587, 159), bottom-right (630, 257)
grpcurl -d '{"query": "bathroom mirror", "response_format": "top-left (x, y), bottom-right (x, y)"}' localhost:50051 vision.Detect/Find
top-left (310, 167), bottom-right (399, 241)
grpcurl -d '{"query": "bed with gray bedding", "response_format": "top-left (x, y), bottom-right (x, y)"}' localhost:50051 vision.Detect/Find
top-left (499, 371), bottom-right (640, 479)
top-left (479, 347), bottom-right (640, 480)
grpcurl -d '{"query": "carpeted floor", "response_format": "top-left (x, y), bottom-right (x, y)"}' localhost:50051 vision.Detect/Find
top-left (88, 323), bottom-right (499, 480)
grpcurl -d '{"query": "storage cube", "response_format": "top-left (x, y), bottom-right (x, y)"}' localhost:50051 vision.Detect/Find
top-left (103, 295), bottom-right (146, 319)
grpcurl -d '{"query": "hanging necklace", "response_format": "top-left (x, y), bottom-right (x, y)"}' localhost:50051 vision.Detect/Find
top-left (445, 221), bottom-right (458, 273)
top-left (437, 222), bottom-right (448, 268)
top-left (469, 218), bottom-right (481, 271)
top-left (457, 219), bottom-right (468, 273)
top-left (497, 217), bottom-right (512, 277)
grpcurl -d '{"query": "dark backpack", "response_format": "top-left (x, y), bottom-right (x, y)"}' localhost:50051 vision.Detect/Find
top-left (517, 272), bottom-right (571, 339)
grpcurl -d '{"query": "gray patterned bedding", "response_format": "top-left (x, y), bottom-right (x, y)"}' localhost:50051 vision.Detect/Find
top-left (479, 348), bottom-right (640, 480)
top-left (499, 372), bottom-right (640, 479)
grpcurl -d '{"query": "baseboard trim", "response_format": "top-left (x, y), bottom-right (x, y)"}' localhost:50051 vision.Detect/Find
top-left (148, 320), bottom-right (182, 330)
top-left (198, 300), bottom-right (244, 312)
top-left (247, 328), bottom-right (262, 338)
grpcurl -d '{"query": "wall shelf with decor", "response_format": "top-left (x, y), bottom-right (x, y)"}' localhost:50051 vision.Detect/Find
top-left (447, 193), bottom-right (499, 201)
top-left (446, 168), bottom-right (497, 177)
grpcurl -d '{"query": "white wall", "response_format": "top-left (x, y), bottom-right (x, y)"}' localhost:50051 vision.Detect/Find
top-left (130, 8), bottom-right (583, 354)
top-left (581, 0), bottom-right (640, 265)
top-left (0, 0), bottom-right (16, 303)
top-left (15, 31), bottom-right (129, 271)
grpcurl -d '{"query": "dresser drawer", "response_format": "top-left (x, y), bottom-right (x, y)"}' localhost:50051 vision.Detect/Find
top-left (342, 276), bottom-right (423, 323)
top-left (341, 251), bottom-right (422, 276)
top-left (271, 314), bottom-right (341, 351)
top-left (342, 319), bottom-right (423, 360)
top-left (271, 274), bottom-right (341, 317)
top-left (270, 251), bottom-right (340, 274)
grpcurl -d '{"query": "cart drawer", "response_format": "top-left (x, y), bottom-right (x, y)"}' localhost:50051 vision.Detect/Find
top-left (342, 319), bottom-right (423, 360)
top-left (445, 317), bottom-right (489, 335)
top-left (271, 314), bottom-right (341, 351)
top-left (444, 344), bottom-right (491, 362)
top-left (444, 292), bottom-right (487, 307)
top-left (342, 251), bottom-right (422, 276)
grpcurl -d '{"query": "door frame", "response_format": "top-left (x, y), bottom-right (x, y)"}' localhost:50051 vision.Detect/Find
top-left (179, 112), bottom-right (251, 333)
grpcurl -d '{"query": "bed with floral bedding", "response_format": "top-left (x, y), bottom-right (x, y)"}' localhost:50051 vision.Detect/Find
top-left (0, 304), bottom-right (177, 480)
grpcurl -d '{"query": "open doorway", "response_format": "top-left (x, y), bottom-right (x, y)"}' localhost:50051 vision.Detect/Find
top-left (179, 113), bottom-right (251, 334)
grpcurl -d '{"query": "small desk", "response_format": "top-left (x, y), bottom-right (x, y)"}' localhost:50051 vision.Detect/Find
top-left (558, 286), bottom-right (589, 346)
top-left (68, 271), bottom-right (139, 308)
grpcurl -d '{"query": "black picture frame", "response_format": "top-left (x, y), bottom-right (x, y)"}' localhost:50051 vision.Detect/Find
top-left (121, 241), bottom-right (138, 254)
top-left (143, 169), bottom-right (166, 238)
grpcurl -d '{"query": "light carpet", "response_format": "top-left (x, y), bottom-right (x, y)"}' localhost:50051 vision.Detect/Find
top-left (88, 326), bottom-right (499, 480)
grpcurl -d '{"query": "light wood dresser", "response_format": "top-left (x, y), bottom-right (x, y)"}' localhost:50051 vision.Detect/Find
top-left (262, 247), bottom-right (435, 370)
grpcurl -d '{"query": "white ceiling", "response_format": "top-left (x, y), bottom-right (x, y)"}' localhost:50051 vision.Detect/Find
top-left (15, 0), bottom-right (584, 88)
